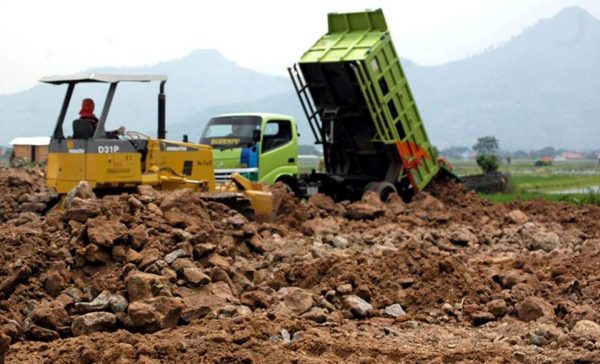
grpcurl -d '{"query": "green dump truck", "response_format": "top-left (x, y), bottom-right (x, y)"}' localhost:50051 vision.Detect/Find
top-left (288, 9), bottom-right (439, 201)
top-left (204, 9), bottom-right (438, 202)
top-left (200, 113), bottom-right (300, 189)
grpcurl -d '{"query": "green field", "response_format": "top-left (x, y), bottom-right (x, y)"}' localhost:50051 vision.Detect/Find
top-left (451, 159), bottom-right (600, 205)
top-left (296, 157), bottom-right (600, 206)
top-left (451, 159), bottom-right (600, 177)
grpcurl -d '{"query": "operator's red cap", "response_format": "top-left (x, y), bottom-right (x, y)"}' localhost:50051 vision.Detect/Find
top-left (79, 98), bottom-right (95, 117)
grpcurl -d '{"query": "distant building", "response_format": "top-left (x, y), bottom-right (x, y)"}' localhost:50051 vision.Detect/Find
top-left (9, 137), bottom-right (50, 164)
top-left (559, 151), bottom-right (584, 160)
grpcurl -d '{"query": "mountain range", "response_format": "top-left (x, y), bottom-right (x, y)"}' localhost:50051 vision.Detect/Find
top-left (407, 6), bottom-right (600, 150)
top-left (0, 50), bottom-right (289, 143)
top-left (1, 6), bottom-right (598, 151)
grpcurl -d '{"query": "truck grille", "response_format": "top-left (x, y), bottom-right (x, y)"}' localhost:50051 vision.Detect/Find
top-left (214, 168), bottom-right (259, 184)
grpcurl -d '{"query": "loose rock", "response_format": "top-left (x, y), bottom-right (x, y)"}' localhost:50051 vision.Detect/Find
top-left (86, 216), bottom-right (128, 248)
top-left (126, 297), bottom-right (184, 333)
top-left (384, 304), bottom-right (406, 318)
top-left (126, 272), bottom-right (170, 302)
top-left (516, 296), bottom-right (555, 322)
top-left (529, 231), bottom-right (560, 252)
top-left (71, 312), bottom-right (117, 336)
top-left (272, 288), bottom-right (314, 317)
top-left (183, 268), bottom-right (211, 286)
top-left (571, 320), bottom-right (600, 341)
top-left (342, 295), bottom-right (373, 318)
top-left (508, 209), bottom-right (529, 225)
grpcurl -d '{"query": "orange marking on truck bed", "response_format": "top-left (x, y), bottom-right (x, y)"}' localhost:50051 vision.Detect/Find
top-left (396, 141), bottom-right (431, 169)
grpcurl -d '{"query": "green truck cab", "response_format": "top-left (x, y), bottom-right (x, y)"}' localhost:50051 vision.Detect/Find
top-left (200, 113), bottom-right (299, 188)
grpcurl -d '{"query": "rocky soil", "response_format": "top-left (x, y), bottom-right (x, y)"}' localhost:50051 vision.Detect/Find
top-left (0, 167), bottom-right (600, 363)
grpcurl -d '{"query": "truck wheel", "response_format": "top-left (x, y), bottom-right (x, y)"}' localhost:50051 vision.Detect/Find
top-left (364, 181), bottom-right (397, 202)
top-left (276, 177), bottom-right (298, 195)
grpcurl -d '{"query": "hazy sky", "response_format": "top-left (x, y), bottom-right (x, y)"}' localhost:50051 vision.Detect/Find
top-left (1, 0), bottom-right (599, 95)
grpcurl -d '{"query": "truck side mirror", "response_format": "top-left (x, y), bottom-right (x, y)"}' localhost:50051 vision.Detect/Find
top-left (252, 129), bottom-right (261, 143)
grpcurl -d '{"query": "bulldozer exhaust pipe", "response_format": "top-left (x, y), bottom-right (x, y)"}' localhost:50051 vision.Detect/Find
top-left (158, 81), bottom-right (166, 139)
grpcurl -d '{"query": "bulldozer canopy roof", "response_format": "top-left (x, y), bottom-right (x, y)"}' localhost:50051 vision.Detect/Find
top-left (39, 73), bottom-right (167, 85)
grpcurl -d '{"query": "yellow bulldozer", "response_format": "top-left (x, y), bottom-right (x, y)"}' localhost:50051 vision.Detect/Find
top-left (41, 73), bottom-right (272, 220)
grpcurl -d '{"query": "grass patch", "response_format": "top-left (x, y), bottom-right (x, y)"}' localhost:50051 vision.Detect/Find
top-left (559, 190), bottom-right (600, 206)
top-left (510, 174), bottom-right (600, 192)
top-left (451, 159), bottom-right (600, 177)
top-left (453, 159), bottom-right (600, 206)
top-left (481, 190), bottom-right (600, 206)
top-left (480, 191), bottom-right (565, 204)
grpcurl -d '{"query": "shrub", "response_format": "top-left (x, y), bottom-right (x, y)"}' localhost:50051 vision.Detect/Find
top-left (476, 155), bottom-right (499, 174)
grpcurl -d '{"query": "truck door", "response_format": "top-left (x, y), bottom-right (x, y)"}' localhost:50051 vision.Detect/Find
top-left (258, 119), bottom-right (297, 184)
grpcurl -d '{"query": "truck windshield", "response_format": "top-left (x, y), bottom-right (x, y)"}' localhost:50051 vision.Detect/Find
top-left (200, 116), bottom-right (261, 149)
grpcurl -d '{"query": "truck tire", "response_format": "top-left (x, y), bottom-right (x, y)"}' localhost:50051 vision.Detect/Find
top-left (364, 181), bottom-right (397, 202)
top-left (276, 176), bottom-right (298, 195)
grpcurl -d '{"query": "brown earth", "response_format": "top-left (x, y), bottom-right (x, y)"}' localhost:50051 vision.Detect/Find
top-left (0, 168), bottom-right (600, 363)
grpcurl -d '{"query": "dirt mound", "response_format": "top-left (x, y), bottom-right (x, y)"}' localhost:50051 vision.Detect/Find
top-left (513, 198), bottom-right (600, 238)
top-left (0, 167), bottom-right (57, 222)
top-left (1, 168), bottom-right (600, 363)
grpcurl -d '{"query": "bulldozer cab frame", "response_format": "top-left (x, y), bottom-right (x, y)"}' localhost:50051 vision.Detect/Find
top-left (40, 73), bottom-right (168, 141)
top-left (42, 73), bottom-right (218, 194)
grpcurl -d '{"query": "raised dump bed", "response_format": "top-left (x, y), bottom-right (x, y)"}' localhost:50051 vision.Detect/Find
top-left (290, 9), bottom-right (439, 201)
